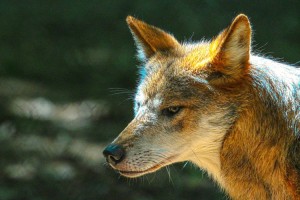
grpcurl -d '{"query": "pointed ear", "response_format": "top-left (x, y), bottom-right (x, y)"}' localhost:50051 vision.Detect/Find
top-left (126, 16), bottom-right (180, 60)
top-left (209, 14), bottom-right (251, 83)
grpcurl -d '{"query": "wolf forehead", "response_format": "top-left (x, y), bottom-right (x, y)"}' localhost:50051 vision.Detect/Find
top-left (141, 42), bottom-right (212, 75)
top-left (135, 45), bottom-right (212, 106)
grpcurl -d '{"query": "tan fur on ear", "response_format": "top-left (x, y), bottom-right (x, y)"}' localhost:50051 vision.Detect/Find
top-left (209, 14), bottom-right (251, 83)
top-left (126, 16), bottom-right (180, 60)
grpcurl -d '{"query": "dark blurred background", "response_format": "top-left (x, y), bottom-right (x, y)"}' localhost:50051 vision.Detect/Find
top-left (0, 1), bottom-right (299, 200)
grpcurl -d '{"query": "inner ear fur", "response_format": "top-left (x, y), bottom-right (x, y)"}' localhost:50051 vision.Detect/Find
top-left (126, 16), bottom-right (180, 60)
top-left (208, 14), bottom-right (252, 84)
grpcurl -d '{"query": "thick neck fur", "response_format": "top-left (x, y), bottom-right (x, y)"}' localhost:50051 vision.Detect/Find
top-left (220, 55), bottom-right (300, 199)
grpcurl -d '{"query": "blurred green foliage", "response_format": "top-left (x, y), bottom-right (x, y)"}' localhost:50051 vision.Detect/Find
top-left (0, 1), bottom-right (299, 200)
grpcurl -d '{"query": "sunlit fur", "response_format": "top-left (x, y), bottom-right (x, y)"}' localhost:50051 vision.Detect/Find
top-left (106, 14), bottom-right (300, 199)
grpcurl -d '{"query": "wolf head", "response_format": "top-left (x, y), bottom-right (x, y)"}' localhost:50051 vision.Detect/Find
top-left (103, 14), bottom-right (252, 182)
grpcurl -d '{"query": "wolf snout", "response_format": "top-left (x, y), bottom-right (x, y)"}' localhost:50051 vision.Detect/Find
top-left (103, 144), bottom-right (125, 165)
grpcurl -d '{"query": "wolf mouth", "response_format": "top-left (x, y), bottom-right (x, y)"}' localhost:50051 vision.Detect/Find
top-left (119, 155), bottom-right (177, 177)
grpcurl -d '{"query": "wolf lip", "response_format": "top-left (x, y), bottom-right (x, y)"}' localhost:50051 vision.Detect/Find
top-left (118, 164), bottom-right (161, 177)
top-left (119, 164), bottom-right (159, 175)
top-left (118, 155), bottom-right (177, 177)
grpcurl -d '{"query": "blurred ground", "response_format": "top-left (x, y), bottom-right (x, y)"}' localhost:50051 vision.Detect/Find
top-left (0, 1), bottom-right (299, 200)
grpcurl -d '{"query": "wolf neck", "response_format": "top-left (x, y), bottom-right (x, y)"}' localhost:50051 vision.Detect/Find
top-left (219, 55), bottom-right (300, 198)
top-left (249, 55), bottom-right (300, 133)
top-left (189, 111), bottom-right (236, 187)
top-left (189, 132), bottom-right (226, 187)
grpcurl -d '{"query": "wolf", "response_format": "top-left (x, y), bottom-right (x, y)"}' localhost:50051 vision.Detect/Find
top-left (103, 14), bottom-right (300, 199)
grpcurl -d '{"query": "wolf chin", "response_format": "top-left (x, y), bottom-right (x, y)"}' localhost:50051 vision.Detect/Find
top-left (103, 14), bottom-right (300, 199)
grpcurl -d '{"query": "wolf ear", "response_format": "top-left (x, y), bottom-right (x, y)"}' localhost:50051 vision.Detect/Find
top-left (209, 14), bottom-right (251, 83)
top-left (126, 16), bottom-right (180, 61)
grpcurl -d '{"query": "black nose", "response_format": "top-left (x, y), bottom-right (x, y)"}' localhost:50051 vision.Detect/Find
top-left (103, 144), bottom-right (125, 165)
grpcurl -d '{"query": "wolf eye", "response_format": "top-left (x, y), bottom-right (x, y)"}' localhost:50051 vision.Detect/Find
top-left (162, 106), bottom-right (182, 117)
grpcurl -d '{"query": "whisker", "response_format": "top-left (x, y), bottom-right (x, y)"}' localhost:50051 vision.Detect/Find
top-left (166, 166), bottom-right (174, 186)
top-left (108, 87), bottom-right (133, 92)
top-left (191, 149), bottom-right (202, 166)
top-left (108, 88), bottom-right (135, 96)
top-left (117, 97), bottom-right (134, 106)
top-left (148, 171), bottom-right (157, 184)
top-left (182, 161), bottom-right (189, 169)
